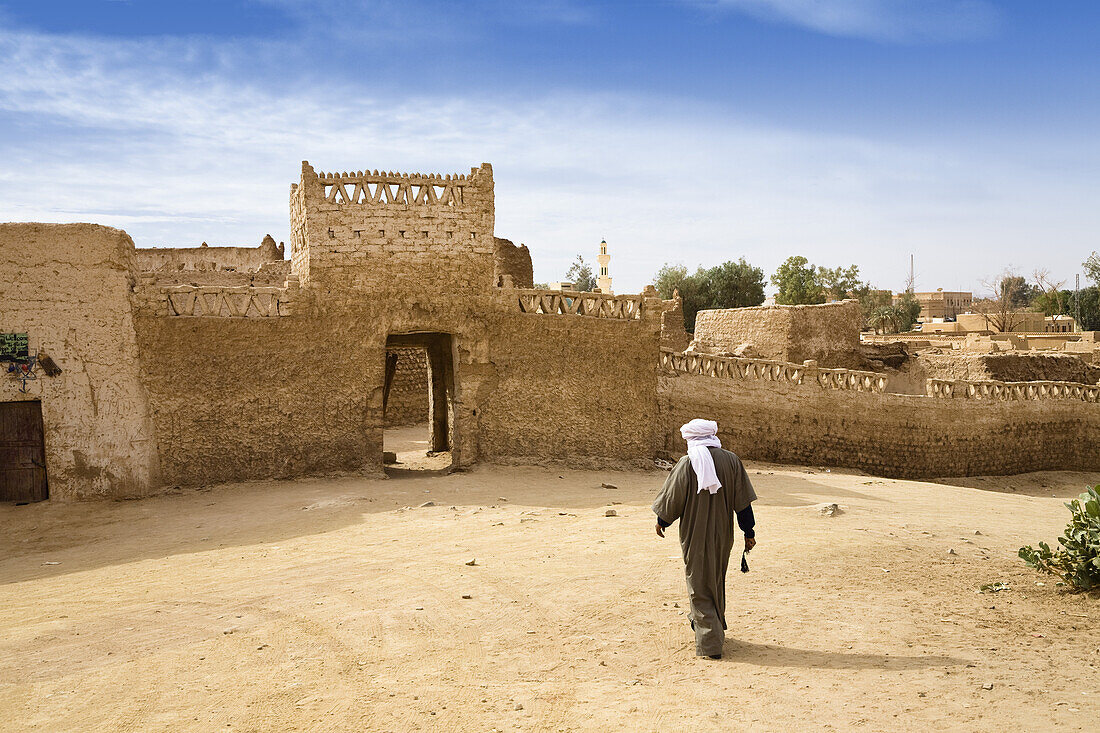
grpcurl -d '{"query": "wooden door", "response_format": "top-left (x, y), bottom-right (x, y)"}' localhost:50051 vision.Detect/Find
top-left (0, 401), bottom-right (48, 502)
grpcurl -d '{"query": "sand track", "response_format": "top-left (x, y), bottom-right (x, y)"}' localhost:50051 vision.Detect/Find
top-left (1, 463), bottom-right (1098, 731)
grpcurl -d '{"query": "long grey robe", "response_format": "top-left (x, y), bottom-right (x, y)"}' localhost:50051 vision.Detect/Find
top-left (653, 447), bottom-right (757, 657)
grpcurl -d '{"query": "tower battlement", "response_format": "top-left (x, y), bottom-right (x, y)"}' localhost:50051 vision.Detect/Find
top-left (289, 161), bottom-right (495, 290)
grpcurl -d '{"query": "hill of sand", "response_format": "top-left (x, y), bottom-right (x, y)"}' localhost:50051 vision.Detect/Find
top-left (1, 458), bottom-right (1098, 731)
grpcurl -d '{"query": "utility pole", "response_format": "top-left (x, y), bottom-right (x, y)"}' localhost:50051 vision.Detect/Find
top-left (1074, 273), bottom-right (1082, 332)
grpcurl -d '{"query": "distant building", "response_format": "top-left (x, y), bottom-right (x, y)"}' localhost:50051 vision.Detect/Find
top-left (547, 282), bottom-right (574, 291)
top-left (596, 239), bottom-right (612, 294)
top-left (896, 289), bottom-right (972, 321)
top-left (921, 312), bottom-right (1077, 334)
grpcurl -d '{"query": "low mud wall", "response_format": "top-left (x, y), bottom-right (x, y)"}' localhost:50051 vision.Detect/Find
top-left (658, 350), bottom-right (1100, 478)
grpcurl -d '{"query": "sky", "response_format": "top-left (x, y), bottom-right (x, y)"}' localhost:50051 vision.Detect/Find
top-left (0, 0), bottom-right (1097, 296)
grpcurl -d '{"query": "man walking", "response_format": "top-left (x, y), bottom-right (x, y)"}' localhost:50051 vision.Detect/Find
top-left (653, 419), bottom-right (757, 659)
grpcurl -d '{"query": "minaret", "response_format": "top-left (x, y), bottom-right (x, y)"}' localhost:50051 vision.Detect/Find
top-left (596, 239), bottom-right (612, 294)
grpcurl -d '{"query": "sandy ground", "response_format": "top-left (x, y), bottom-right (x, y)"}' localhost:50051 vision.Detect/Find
top-left (1, 460), bottom-right (1098, 732)
top-left (383, 423), bottom-right (453, 472)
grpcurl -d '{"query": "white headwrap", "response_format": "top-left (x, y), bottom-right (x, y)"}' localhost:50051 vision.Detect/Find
top-left (681, 419), bottom-right (722, 494)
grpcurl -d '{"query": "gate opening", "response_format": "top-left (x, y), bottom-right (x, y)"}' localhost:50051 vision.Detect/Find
top-left (0, 400), bottom-right (48, 502)
top-left (382, 333), bottom-right (454, 473)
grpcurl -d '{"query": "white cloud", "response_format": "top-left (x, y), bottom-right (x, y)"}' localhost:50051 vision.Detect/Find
top-left (694, 0), bottom-right (1001, 43)
top-left (0, 26), bottom-right (1095, 296)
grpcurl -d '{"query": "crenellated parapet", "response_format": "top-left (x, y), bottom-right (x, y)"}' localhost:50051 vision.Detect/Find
top-left (660, 348), bottom-right (889, 393)
top-left (311, 168), bottom-right (483, 209)
top-left (288, 160), bottom-right (495, 290)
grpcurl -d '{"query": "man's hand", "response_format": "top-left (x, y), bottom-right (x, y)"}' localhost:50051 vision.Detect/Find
top-left (655, 523), bottom-right (665, 538)
top-left (745, 537), bottom-right (756, 551)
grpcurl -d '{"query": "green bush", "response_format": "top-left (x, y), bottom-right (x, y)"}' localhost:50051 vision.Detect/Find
top-left (1019, 486), bottom-right (1100, 591)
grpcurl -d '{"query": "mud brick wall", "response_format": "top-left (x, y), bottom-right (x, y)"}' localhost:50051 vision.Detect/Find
top-left (385, 347), bottom-right (429, 427)
top-left (135, 235), bottom-right (284, 273)
top-left (132, 299), bottom-right (383, 487)
top-left (694, 300), bottom-right (861, 366)
top-left (0, 224), bottom-right (161, 500)
top-left (478, 303), bottom-right (662, 465)
top-left (658, 370), bottom-right (1100, 478)
top-left (290, 163), bottom-right (496, 294)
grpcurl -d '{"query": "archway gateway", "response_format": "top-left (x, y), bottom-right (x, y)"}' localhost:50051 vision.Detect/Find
top-left (382, 333), bottom-right (455, 472)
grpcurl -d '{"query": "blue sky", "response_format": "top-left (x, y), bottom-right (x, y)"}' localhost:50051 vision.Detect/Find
top-left (1, 1), bottom-right (1097, 295)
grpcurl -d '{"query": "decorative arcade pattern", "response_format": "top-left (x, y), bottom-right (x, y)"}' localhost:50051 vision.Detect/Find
top-left (514, 289), bottom-right (643, 320)
top-left (160, 285), bottom-right (294, 318)
top-left (928, 378), bottom-right (1100, 402)
top-left (659, 348), bottom-right (888, 393)
top-left (319, 171), bottom-right (467, 208)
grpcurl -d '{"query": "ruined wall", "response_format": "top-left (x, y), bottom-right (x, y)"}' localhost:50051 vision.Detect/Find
top-left (693, 300), bottom-right (862, 367)
top-left (661, 297), bottom-right (691, 351)
top-left (493, 237), bottom-right (534, 288)
top-left (385, 347), bottom-right (429, 427)
top-left (0, 224), bottom-right (160, 500)
top-left (135, 235), bottom-right (285, 274)
top-left (658, 350), bottom-right (1100, 478)
top-left (915, 352), bottom-right (1100, 386)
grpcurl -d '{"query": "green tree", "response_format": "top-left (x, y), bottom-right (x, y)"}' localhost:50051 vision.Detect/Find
top-left (1045, 286), bottom-right (1099, 331)
top-left (654, 259), bottom-right (766, 331)
top-left (704, 258), bottom-right (766, 309)
top-left (817, 264), bottom-right (861, 302)
top-left (654, 264), bottom-right (689, 301)
top-left (867, 306), bottom-right (898, 334)
top-left (565, 254), bottom-right (595, 291)
top-left (1085, 252), bottom-right (1100, 284)
top-left (851, 283), bottom-right (894, 327)
top-left (1077, 287), bottom-right (1100, 330)
top-left (771, 256), bottom-right (824, 305)
top-left (1000, 275), bottom-right (1035, 309)
top-left (893, 291), bottom-right (922, 332)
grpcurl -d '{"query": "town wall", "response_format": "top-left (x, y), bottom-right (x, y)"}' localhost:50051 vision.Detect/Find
top-left (477, 289), bottom-right (662, 465)
top-left (658, 350), bottom-right (1100, 478)
top-left (0, 224), bottom-right (161, 500)
top-left (693, 300), bottom-right (862, 366)
top-left (128, 231), bottom-right (662, 488)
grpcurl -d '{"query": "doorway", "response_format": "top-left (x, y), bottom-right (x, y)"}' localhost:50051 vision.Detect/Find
top-left (0, 400), bottom-right (48, 502)
top-left (382, 333), bottom-right (454, 472)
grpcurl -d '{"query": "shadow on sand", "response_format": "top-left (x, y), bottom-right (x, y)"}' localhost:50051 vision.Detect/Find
top-left (0, 462), bottom-right (895, 587)
top-left (723, 639), bottom-right (967, 670)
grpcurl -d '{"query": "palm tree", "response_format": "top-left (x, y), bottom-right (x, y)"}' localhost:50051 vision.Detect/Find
top-left (868, 306), bottom-right (898, 334)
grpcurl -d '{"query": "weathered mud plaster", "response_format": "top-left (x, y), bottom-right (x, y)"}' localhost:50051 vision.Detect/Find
top-left (0, 224), bottom-right (161, 500)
